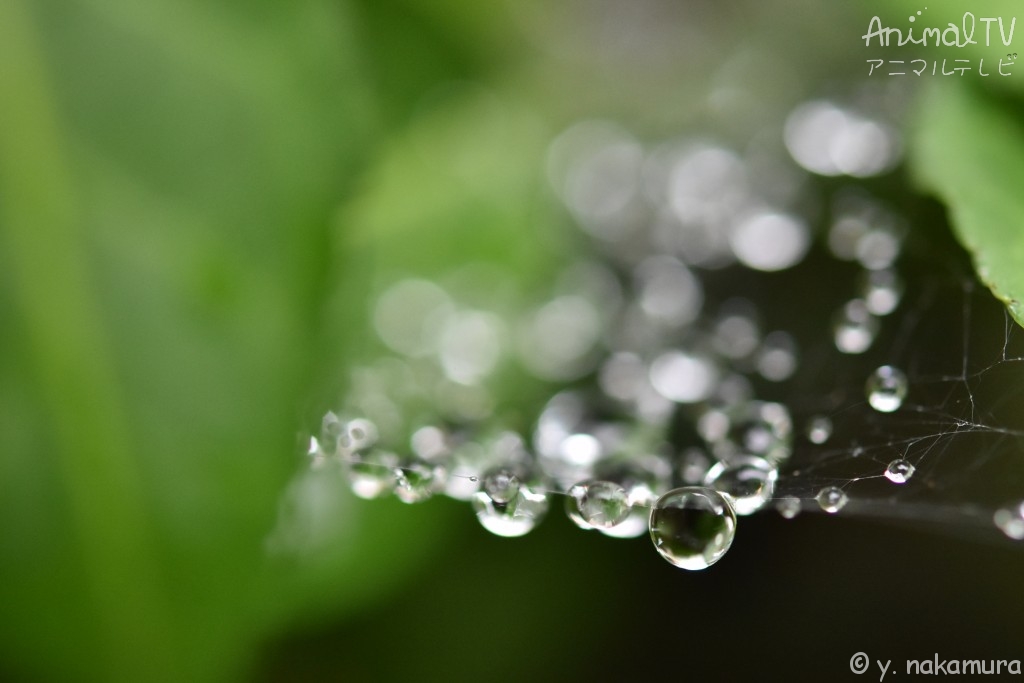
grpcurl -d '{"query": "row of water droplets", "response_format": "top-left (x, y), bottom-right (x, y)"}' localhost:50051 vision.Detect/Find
top-left (305, 93), bottom-right (1024, 570)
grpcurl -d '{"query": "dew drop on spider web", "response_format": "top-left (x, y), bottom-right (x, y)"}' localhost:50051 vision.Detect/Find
top-left (816, 486), bottom-right (848, 513)
top-left (866, 365), bottom-right (908, 413)
top-left (805, 415), bottom-right (832, 444)
top-left (565, 480), bottom-right (631, 529)
top-left (884, 458), bottom-right (915, 484)
top-left (482, 468), bottom-right (521, 505)
top-left (648, 487), bottom-right (737, 570)
top-left (703, 456), bottom-right (777, 515)
top-left (994, 502), bottom-right (1024, 541)
top-left (775, 496), bottom-right (802, 519)
top-left (472, 487), bottom-right (549, 537)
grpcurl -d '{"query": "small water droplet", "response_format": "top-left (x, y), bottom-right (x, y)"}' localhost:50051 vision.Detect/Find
top-left (320, 411), bottom-right (344, 454)
top-left (703, 456), bottom-right (778, 515)
top-left (859, 269), bottom-right (903, 316)
top-left (805, 415), bottom-right (833, 444)
top-left (866, 365), bottom-right (908, 413)
top-left (994, 501), bottom-right (1024, 540)
top-left (679, 447), bottom-right (712, 485)
top-left (394, 461), bottom-right (443, 504)
top-left (346, 449), bottom-right (400, 499)
top-left (700, 401), bottom-right (793, 466)
top-left (884, 458), bottom-right (915, 484)
top-left (833, 299), bottom-right (879, 354)
top-left (775, 496), bottom-right (801, 519)
top-left (566, 480), bottom-right (631, 529)
top-left (816, 486), bottom-right (848, 514)
top-left (648, 487), bottom-right (737, 570)
top-left (483, 468), bottom-right (521, 505)
top-left (472, 487), bottom-right (549, 537)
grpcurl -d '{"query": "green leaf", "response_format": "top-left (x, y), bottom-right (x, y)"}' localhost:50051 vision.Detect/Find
top-left (0, 1), bottom-right (455, 680)
top-left (910, 80), bottom-right (1024, 327)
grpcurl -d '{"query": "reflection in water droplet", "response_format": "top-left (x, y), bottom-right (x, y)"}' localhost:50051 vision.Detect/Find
top-left (806, 415), bottom-right (833, 444)
top-left (994, 502), bottom-right (1024, 540)
top-left (833, 299), bottom-right (879, 354)
top-left (483, 468), bottom-right (521, 505)
top-left (884, 458), bottom-right (915, 484)
top-left (472, 487), bottom-right (549, 537)
top-left (566, 480), bottom-right (631, 529)
top-left (775, 496), bottom-right (802, 519)
top-left (866, 365), bottom-right (908, 413)
top-left (649, 487), bottom-right (737, 570)
top-left (816, 486), bottom-right (848, 513)
top-left (704, 456), bottom-right (778, 515)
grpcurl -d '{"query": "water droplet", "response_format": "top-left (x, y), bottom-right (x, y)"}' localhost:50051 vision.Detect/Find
top-left (320, 411), bottom-right (344, 455)
top-left (833, 299), bottom-right (879, 354)
top-left (816, 486), bottom-right (848, 514)
top-left (994, 501), bottom-right (1024, 540)
top-left (866, 365), bottom-right (908, 413)
top-left (483, 468), bottom-right (521, 505)
top-left (649, 350), bottom-right (719, 404)
top-left (700, 401), bottom-right (793, 466)
top-left (679, 447), bottom-right (712, 485)
top-left (598, 508), bottom-right (650, 539)
top-left (346, 449), bottom-right (400, 499)
top-left (339, 418), bottom-right (379, 452)
top-left (394, 461), bottom-right (444, 504)
top-left (859, 269), bottom-right (903, 316)
top-left (703, 456), bottom-right (778, 515)
top-left (730, 211), bottom-right (810, 272)
top-left (566, 480), bottom-right (631, 529)
top-left (884, 458), bottom-right (915, 484)
top-left (472, 487), bottom-right (549, 537)
top-left (649, 487), bottom-right (737, 570)
top-left (775, 496), bottom-right (802, 519)
top-left (805, 415), bottom-right (833, 444)
top-left (756, 331), bottom-right (798, 382)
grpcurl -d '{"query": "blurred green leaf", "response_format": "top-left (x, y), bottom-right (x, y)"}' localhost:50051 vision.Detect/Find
top-left (0, 0), bottom-right (464, 680)
top-left (910, 81), bottom-right (1024, 327)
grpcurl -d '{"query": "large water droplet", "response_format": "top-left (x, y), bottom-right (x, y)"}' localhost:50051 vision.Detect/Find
top-left (703, 456), bottom-right (777, 515)
top-left (866, 365), bottom-right (908, 413)
top-left (816, 486), bottom-right (848, 513)
top-left (884, 458), bottom-right (915, 484)
top-left (566, 480), bottom-right (631, 529)
top-left (994, 501), bottom-right (1024, 540)
top-left (805, 415), bottom-right (833, 444)
top-left (649, 487), bottom-right (737, 570)
top-left (472, 487), bottom-right (549, 537)
top-left (483, 468), bottom-right (521, 504)
top-left (775, 496), bottom-right (802, 519)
